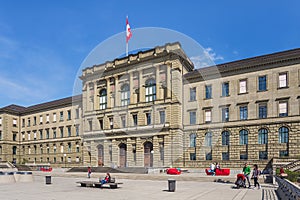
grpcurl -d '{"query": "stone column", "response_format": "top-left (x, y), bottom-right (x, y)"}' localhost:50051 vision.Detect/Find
top-left (136, 137), bottom-right (143, 167)
top-left (129, 72), bottom-right (135, 104)
top-left (111, 139), bottom-right (119, 168)
top-left (93, 81), bottom-right (98, 110)
top-left (152, 136), bottom-right (160, 167)
top-left (139, 71), bottom-right (144, 102)
top-left (166, 64), bottom-right (171, 98)
top-left (155, 66), bottom-right (160, 100)
top-left (106, 78), bottom-right (111, 108)
top-left (126, 138), bottom-right (133, 167)
top-left (114, 75), bottom-right (119, 107)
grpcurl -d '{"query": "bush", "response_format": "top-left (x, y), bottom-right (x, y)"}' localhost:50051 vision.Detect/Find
top-left (276, 168), bottom-right (300, 182)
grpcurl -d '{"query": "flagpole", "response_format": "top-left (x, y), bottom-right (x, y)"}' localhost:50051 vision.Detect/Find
top-left (126, 42), bottom-right (128, 56)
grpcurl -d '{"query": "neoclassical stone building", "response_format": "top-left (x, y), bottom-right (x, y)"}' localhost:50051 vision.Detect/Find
top-left (80, 42), bottom-right (300, 168)
top-left (1, 42), bottom-right (299, 168)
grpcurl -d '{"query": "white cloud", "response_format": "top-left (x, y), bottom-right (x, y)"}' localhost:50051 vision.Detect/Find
top-left (190, 47), bottom-right (224, 68)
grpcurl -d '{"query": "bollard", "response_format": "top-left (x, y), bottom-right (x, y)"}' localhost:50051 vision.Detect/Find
top-left (168, 179), bottom-right (176, 192)
top-left (45, 175), bottom-right (51, 184)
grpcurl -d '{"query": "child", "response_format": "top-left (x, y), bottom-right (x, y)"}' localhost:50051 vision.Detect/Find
top-left (87, 166), bottom-right (92, 178)
top-left (252, 164), bottom-right (261, 189)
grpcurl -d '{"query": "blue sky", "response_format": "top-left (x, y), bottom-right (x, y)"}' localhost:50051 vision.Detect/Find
top-left (0, 0), bottom-right (299, 107)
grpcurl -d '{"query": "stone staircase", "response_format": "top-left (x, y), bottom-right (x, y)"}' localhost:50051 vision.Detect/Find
top-left (68, 166), bottom-right (148, 174)
top-left (283, 159), bottom-right (300, 172)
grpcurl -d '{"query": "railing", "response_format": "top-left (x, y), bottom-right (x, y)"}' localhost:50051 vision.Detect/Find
top-left (275, 176), bottom-right (300, 200)
top-left (284, 159), bottom-right (300, 172)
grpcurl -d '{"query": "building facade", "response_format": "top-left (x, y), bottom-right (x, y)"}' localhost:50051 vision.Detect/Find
top-left (0, 43), bottom-right (299, 168)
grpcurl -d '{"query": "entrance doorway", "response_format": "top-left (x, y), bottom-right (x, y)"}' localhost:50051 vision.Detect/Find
top-left (119, 143), bottom-right (127, 167)
top-left (144, 142), bottom-right (153, 167)
top-left (97, 144), bottom-right (104, 166)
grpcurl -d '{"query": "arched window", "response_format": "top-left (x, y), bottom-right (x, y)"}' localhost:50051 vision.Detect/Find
top-left (99, 89), bottom-right (107, 110)
top-left (145, 79), bottom-right (156, 102)
top-left (239, 129), bottom-right (248, 145)
top-left (121, 84), bottom-right (130, 106)
top-left (258, 128), bottom-right (268, 144)
top-left (222, 131), bottom-right (230, 145)
top-left (279, 126), bottom-right (289, 143)
top-left (205, 132), bottom-right (212, 146)
top-left (189, 133), bottom-right (196, 147)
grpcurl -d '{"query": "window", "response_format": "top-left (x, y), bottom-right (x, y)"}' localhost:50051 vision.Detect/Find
top-left (46, 129), bottom-right (50, 139)
top-left (145, 79), bottom-right (156, 102)
top-left (132, 114), bottom-right (138, 126)
top-left (258, 128), bottom-right (268, 144)
top-left (68, 143), bottom-right (71, 152)
top-left (239, 129), bottom-right (248, 145)
top-left (88, 120), bottom-right (93, 131)
top-left (189, 133), bottom-right (196, 147)
top-left (54, 157), bottom-right (57, 163)
top-left (76, 144), bottom-right (80, 153)
top-left (99, 119), bottom-right (103, 130)
top-left (222, 152), bottom-right (229, 160)
top-left (28, 132), bottom-right (31, 140)
top-left (99, 89), bottom-right (107, 109)
top-left (259, 103), bottom-right (267, 119)
top-left (190, 87), bottom-right (196, 101)
top-left (0, 131), bottom-right (2, 140)
top-left (205, 109), bottom-right (211, 123)
top-left (189, 111), bottom-right (196, 124)
top-left (39, 130), bottom-right (43, 140)
top-left (239, 106), bottom-right (248, 120)
top-left (279, 72), bottom-right (288, 88)
top-left (240, 153), bottom-right (248, 160)
top-left (27, 118), bottom-right (31, 127)
top-left (12, 146), bottom-right (17, 155)
top-left (13, 119), bottom-right (17, 127)
top-left (222, 131), bottom-right (230, 145)
top-left (259, 151), bottom-right (268, 160)
top-left (159, 143), bottom-right (164, 161)
top-left (46, 114), bottom-right (49, 123)
top-left (146, 113), bottom-right (151, 125)
top-left (60, 127), bottom-right (64, 138)
top-left (33, 117), bottom-right (37, 125)
top-left (279, 150), bottom-right (289, 157)
top-left (0, 117), bottom-right (2, 126)
top-left (121, 84), bottom-right (130, 106)
top-left (75, 109), bottom-right (79, 119)
top-left (121, 116), bottom-right (126, 128)
top-left (205, 132), bottom-right (212, 146)
top-left (60, 111), bottom-right (64, 121)
top-left (53, 145), bottom-right (57, 153)
top-left (53, 113), bottom-right (57, 122)
top-left (22, 119), bottom-right (25, 127)
top-left (67, 126), bottom-right (71, 137)
top-left (34, 131), bottom-right (37, 140)
top-left (206, 152), bottom-right (212, 160)
top-left (190, 153), bottom-right (196, 160)
top-left (221, 107), bottom-right (229, 122)
top-left (53, 129), bottom-right (56, 139)
top-left (258, 75), bottom-right (267, 91)
top-left (279, 101), bottom-right (288, 117)
top-left (222, 82), bottom-right (229, 97)
top-left (109, 117), bottom-right (113, 129)
top-left (39, 115), bottom-right (43, 124)
top-left (67, 110), bottom-right (71, 120)
top-left (239, 79), bottom-right (247, 94)
top-left (279, 127), bottom-right (289, 143)
top-left (205, 85), bottom-right (212, 99)
top-left (13, 133), bottom-right (16, 141)
top-left (159, 111), bottom-right (165, 124)
top-left (76, 125), bottom-right (80, 136)
top-left (60, 144), bottom-right (64, 153)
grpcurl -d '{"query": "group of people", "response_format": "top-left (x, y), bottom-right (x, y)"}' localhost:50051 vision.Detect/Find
top-left (87, 167), bottom-right (111, 185)
top-left (242, 163), bottom-right (261, 189)
top-left (208, 162), bottom-right (221, 176)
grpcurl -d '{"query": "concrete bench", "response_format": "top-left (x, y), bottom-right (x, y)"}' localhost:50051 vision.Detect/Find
top-left (76, 178), bottom-right (122, 189)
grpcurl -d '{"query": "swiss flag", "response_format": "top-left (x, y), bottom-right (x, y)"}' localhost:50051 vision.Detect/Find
top-left (126, 16), bottom-right (132, 43)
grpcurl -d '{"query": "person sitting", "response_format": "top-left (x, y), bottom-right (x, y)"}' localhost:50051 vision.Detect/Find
top-left (209, 162), bottom-right (216, 176)
top-left (279, 167), bottom-right (288, 178)
top-left (99, 173), bottom-right (111, 185)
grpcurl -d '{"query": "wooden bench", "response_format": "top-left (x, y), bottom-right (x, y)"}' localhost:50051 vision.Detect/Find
top-left (76, 178), bottom-right (122, 189)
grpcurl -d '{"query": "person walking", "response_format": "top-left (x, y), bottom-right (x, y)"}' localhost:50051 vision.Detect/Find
top-left (87, 166), bottom-right (92, 178)
top-left (252, 164), bottom-right (261, 189)
top-left (242, 162), bottom-right (251, 188)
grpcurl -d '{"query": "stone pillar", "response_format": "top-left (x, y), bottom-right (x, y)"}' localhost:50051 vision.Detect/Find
top-left (114, 75), bottom-right (119, 107)
top-left (136, 137), bottom-right (143, 167)
top-left (103, 140), bottom-right (110, 167)
top-left (111, 139), bottom-right (119, 168)
top-left (152, 136), bottom-right (160, 167)
top-left (139, 71), bottom-right (144, 102)
top-left (106, 78), bottom-right (111, 108)
top-left (129, 72), bottom-right (135, 104)
top-left (126, 138), bottom-right (133, 167)
top-left (155, 66), bottom-right (160, 100)
top-left (166, 64), bottom-right (171, 98)
top-left (93, 81), bottom-right (98, 110)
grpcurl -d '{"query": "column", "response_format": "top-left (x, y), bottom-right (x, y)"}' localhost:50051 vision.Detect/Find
top-left (166, 64), bottom-right (171, 98)
top-left (114, 75), bottom-right (119, 107)
top-left (136, 137), bottom-right (143, 167)
top-left (129, 72), bottom-right (135, 104)
top-left (93, 81), bottom-right (98, 110)
top-left (126, 138), bottom-right (133, 167)
top-left (106, 78), bottom-right (111, 108)
top-left (152, 136), bottom-right (159, 167)
top-left (155, 66), bottom-right (160, 100)
top-left (139, 71), bottom-right (144, 102)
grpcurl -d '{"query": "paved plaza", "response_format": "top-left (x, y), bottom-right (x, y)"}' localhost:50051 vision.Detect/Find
top-left (0, 170), bottom-right (278, 200)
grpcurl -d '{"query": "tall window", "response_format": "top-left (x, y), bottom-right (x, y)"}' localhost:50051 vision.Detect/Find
top-left (258, 128), bottom-right (268, 144)
top-left (205, 132), bottom-right (212, 146)
top-left (259, 103), bottom-right (267, 119)
top-left (99, 89), bottom-right (107, 110)
top-left (67, 110), bottom-right (71, 120)
top-left (279, 72), bottom-right (288, 88)
top-left (60, 111), bottom-right (64, 121)
top-left (239, 129), bottom-right (248, 145)
top-left (60, 127), bottom-right (64, 138)
top-left (146, 113), bottom-right (151, 125)
top-left (145, 79), bottom-right (156, 102)
top-left (190, 87), bottom-right (196, 101)
top-left (279, 127), bottom-right (289, 143)
top-left (109, 117), bottom-right (113, 129)
top-left (121, 84), bottom-right (130, 106)
top-left (190, 111), bottom-right (196, 124)
top-left (239, 106), bottom-right (248, 120)
top-left (159, 111), bottom-right (165, 124)
top-left (46, 129), bottom-right (50, 139)
top-left (221, 107), bottom-right (229, 122)
top-left (222, 131), bottom-right (230, 145)
top-left (239, 79), bottom-right (247, 94)
top-left (258, 75), bottom-right (267, 91)
top-left (121, 115), bottom-right (126, 128)
top-left (205, 109), bottom-right (212, 123)
top-left (132, 114), bottom-right (138, 126)
top-left (39, 130), bottom-right (43, 140)
top-left (67, 126), bottom-right (71, 137)
top-left (53, 129), bottom-right (56, 139)
top-left (205, 85), bottom-right (212, 99)
top-left (222, 82), bottom-right (229, 97)
top-left (190, 133), bottom-right (196, 147)
top-left (76, 125), bottom-right (80, 136)
top-left (279, 101), bottom-right (288, 117)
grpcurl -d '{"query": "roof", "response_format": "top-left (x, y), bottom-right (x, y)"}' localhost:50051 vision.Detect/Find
top-left (184, 48), bottom-right (300, 82)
